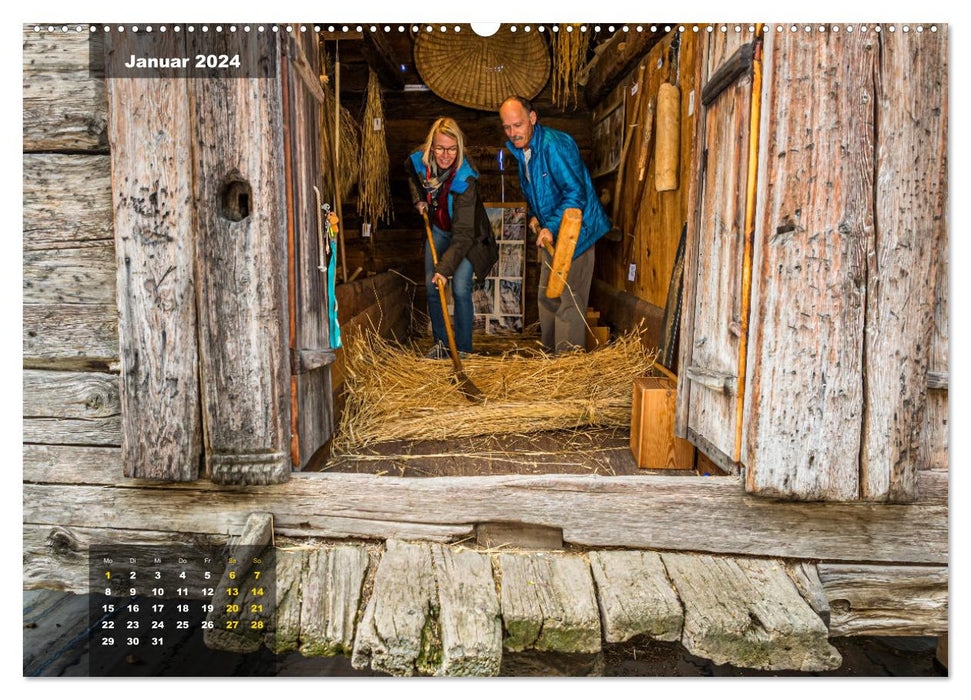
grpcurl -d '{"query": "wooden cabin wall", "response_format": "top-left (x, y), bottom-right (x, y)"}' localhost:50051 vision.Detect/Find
top-left (322, 33), bottom-right (594, 327)
top-left (590, 30), bottom-right (698, 350)
top-left (23, 27), bottom-right (122, 465)
top-left (741, 27), bottom-right (948, 502)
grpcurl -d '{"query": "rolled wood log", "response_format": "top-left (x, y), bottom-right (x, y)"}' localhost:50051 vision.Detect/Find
top-left (545, 208), bottom-right (583, 299)
top-left (655, 82), bottom-right (681, 192)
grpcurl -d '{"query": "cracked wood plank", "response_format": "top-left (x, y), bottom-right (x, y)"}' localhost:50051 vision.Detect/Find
top-left (299, 545), bottom-right (370, 656)
top-left (589, 550), bottom-right (682, 643)
top-left (818, 563), bottom-right (948, 636)
top-left (267, 547), bottom-right (307, 654)
top-left (498, 552), bottom-right (601, 654)
top-left (785, 561), bottom-right (831, 628)
top-left (351, 540), bottom-right (437, 676)
top-left (431, 544), bottom-right (502, 676)
top-left (661, 552), bottom-right (841, 671)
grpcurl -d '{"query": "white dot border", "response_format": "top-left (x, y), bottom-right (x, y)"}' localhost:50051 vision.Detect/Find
top-left (29, 23), bottom-right (942, 35)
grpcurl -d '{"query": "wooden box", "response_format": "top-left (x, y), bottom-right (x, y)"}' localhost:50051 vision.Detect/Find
top-left (630, 376), bottom-right (695, 470)
top-left (586, 325), bottom-right (609, 351)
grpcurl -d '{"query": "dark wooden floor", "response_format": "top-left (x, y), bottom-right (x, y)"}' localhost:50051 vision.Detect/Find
top-left (324, 427), bottom-right (700, 478)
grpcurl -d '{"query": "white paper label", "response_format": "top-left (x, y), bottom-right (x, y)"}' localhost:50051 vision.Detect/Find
top-left (362, 223), bottom-right (372, 238)
top-left (630, 82), bottom-right (638, 96)
top-left (372, 117), bottom-right (383, 131)
top-left (688, 91), bottom-right (695, 117)
top-left (628, 263), bottom-right (637, 282)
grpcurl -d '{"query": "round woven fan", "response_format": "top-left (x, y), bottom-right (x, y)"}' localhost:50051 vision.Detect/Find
top-left (414, 26), bottom-right (550, 111)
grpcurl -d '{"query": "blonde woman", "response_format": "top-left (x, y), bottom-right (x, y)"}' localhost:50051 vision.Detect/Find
top-left (407, 118), bottom-right (498, 357)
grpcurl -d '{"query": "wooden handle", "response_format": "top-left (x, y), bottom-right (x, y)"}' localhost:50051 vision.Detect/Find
top-left (530, 218), bottom-right (556, 257)
top-left (422, 211), bottom-right (463, 372)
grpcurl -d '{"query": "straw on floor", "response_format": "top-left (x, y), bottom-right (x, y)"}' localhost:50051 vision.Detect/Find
top-left (335, 330), bottom-right (657, 451)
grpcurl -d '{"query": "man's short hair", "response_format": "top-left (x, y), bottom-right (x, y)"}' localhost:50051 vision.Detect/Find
top-left (507, 96), bottom-right (535, 115)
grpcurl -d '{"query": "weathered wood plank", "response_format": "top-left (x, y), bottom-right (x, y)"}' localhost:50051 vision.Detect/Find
top-left (498, 552), bottom-right (601, 654)
top-left (23, 28), bottom-right (108, 152)
top-left (661, 553), bottom-right (841, 671)
top-left (23, 589), bottom-right (95, 676)
top-left (23, 154), bottom-right (113, 250)
top-left (23, 304), bottom-right (118, 366)
top-left (431, 544), bottom-right (502, 676)
top-left (267, 548), bottom-right (307, 654)
top-left (22, 473), bottom-right (947, 564)
top-left (23, 369), bottom-right (120, 445)
top-left (862, 26), bottom-right (948, 502)
top-left (189, 31), bottom-right (291, 485)
top-left (818, 563), bottom-right (948, 637)
top-left (785, 561), bottom-right (831, 628)
top-left (588, 550), bottom-right (682, 643)
top-left (23, 444), bottom-right (122, 484)
top-left (23, 524), bottom-right (229, 594)
top-left (23, 243), bottom-right (116, 305)
top-left (105, 30), bottom-right (201, 481)
top-left (299, 545), bottom-right (370, 656)
top-left (583, 29), bottom-right (664, 108)
top-left (744, 30), bottom-right (874, 500)
top-left (351, 540), bottom-right (436, 676)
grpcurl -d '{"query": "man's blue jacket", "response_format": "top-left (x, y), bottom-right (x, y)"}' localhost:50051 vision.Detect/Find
top-left (506, 123), bottom-right (611, 259)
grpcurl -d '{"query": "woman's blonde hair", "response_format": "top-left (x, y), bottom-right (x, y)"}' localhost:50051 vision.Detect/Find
top-left (421, 117), bottom-right (466, 171)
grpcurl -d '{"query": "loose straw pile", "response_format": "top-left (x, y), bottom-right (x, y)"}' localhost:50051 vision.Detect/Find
top-left (550, 24), bottom-right (591, 110)
top-left (358, 69), bottom-right (394, 228)
top-left (335, 330), bottom-right (656, 451)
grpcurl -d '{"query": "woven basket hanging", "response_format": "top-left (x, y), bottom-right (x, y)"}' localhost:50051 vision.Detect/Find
top-left (414, 26), bottom-right (551, 111)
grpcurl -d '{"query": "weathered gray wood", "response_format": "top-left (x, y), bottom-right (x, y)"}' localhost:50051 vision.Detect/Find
top-left (588, 550), bottom-right (682, 643)
top-left (22, 473), bottom-right (947, 565)
top-left (475, 522), bottom-right (563, 550)
top-left (818, 563), bottom-right (948, 637)
top-left (23, 243), bottom-right (116, 305)
top-left (862, 27), bottom-right (948, 502)
top-left (431, 544), bottom-right (502, 676)
top-left (291, 348), bottom-right (337, 375)
top-left (661, 553), bottom-right (841, 671)
top-left (23, 154), bottom-right (113, 250)
top-left (744, 30), bottom-right (874, 500)
top-left (23, 444), bottom-right (122, 484)
top-left (23, 523), bottom-right (229, 594)
top-left (299, 545), bottom-right (369, 656)
top-left (204, 512), bottom-right (275, 654)
top-left (23, 304), bottom-right (118, 367)
top-left (351, 540), bottom-right (437, 676)
top-left (188, 31), bottom-right (291, 485)
top-left (23, 369), bottom-right (120, 445)
top-left (683, 33), bottom-right (752, 465)
top-left (105, 30), bottom-right (201, 481)
top-left (498, 552), bottom-right (601, 654)
top-left (919, 200), bottom-right (948, 476)
top-left (267, 548), bottom-right (307, 654)
top-left (785, 561), bottom-right (831, 628)
top-left (22, 28), bottom-right (108, 152)
top-left (23, 589), bottom-right (94, 677)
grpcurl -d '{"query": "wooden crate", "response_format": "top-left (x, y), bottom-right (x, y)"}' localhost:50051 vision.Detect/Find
top-left (630, 376), bottom-right (695, 470)
top-left (586, 325), bottom-right (609, 351)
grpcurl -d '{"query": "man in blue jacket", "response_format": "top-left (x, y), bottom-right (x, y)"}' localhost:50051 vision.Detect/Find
top-left (500, 96), bottom-right (611, 354)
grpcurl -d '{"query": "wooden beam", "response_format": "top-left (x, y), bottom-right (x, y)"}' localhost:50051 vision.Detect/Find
top-left (23, 27), bottom-right (108, 152)
top-left (589, 550), bottom-right (682, 643)
top-left (23, 369), bottom-right (120, 446)
top-left (584, 30), bottom-right (665, 108)
top-left (700, 42), bottom-right (754, 106)
top-left (818, 563), bottom-right (948, 637)
top-left (23, 304), bottom-right (118, 368)
top-left (22, 471), bottom-right (947, 568)
top-left (361, 30), bottom-right (405, 90)
top-left (23, 154), bottom-right (113, 250)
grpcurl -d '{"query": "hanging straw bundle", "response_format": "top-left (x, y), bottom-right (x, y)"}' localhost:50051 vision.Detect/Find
top-left (319, 48), bottom-right (360, 201)
top-left (357, 69), bottom-right (394, 229)
top-left (550, 24), bottom-right (591, 111)
top-left (335, 330), bottom-right (657, 451)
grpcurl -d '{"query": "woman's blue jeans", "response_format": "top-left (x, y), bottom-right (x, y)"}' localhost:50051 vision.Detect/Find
top-left (425, 224), bottom-right (474, 353)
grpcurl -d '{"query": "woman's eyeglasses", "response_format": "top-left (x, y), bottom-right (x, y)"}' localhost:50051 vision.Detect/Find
top-left (432, 146), bottom-right (459, 155)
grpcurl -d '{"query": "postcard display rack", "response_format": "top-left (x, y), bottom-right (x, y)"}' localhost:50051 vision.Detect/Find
top-left (472, 202), bottom-right (526, 334)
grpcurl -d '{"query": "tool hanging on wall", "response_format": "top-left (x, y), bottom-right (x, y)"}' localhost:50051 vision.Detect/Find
top-left (612, 63), bottom-right (647, 234)
top-left (655, 82), bottom-right (681, 192)
top-left (315, 187), bottom-right (342, 349)
top-left (332, 40), bottom-right (348, 282)
top-left (422, 210), bottom-right (482, 402)
top-left (625, 95), bottom-right (656, 265)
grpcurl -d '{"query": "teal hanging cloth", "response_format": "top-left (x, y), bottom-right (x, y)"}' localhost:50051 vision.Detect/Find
top-left (316, 188), bottom-right (342, 350)
top-left (325, 208), bottom-right (342, 350)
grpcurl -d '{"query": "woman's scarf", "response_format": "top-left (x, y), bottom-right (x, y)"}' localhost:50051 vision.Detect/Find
top-left (422, 161), bottom-right (456, 212)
